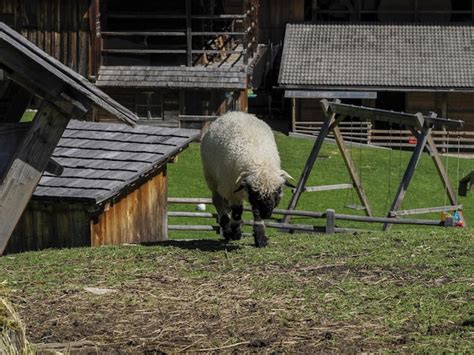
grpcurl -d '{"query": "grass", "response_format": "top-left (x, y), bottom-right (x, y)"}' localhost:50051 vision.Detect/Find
top-left (0, 132), bottom-right (473, 352)
top-left (0, 230), bottom-right (472, 352)
top-left (168, 133), bottom-right (474, 233)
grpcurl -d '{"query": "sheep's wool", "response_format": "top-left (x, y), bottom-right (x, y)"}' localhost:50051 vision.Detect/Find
top-left (201, 111), bottom-right (285, 205)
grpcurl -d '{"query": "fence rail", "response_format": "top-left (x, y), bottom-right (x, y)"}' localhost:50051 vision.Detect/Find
top-left (294, 123), bottom-right (474, 151)
top-left (167, 198), bottom-right (448, 236)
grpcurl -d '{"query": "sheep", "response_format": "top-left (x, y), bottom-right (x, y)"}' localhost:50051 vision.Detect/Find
top-left (200, 111), bottom-right (294, 247)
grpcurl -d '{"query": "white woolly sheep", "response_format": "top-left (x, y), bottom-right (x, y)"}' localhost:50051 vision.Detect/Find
top-left (200, 111), bottom-right (293, 247)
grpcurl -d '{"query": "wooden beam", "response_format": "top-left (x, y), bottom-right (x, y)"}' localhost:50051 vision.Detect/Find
top-left (283, 101), bottom-right (333, 224)
top-left (383, 127), bottom-right (431, 231)
top-left (328, 101), bottom-right (462, 130)
top-left (285, 91), bottom-right (377, 99)
top-left (291, 98), bottom-right (296, 132)
top-left (239, 90), bottom-right (248, 112)
top-left (389, 205), bottom-right (463, 217)
top-left (0, 102), bottom-right (71, 254)
top-left (186, 0), bottom-right (193, 66)
top-left (332, 126), bottom-right (373, 216)
top-left (304, 183), bottom-right (353, 192)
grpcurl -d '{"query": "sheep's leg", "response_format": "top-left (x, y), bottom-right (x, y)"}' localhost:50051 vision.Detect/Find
top-left (212, 192), bottom-right (232, 241)
top-left (229, 205), bottom-right (243, 240)
top-left (252, 208), bottom-right (268, 248)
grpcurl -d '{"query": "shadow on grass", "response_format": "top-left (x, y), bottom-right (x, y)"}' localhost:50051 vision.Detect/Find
top-left (142, 238), bottom-right (242, 252)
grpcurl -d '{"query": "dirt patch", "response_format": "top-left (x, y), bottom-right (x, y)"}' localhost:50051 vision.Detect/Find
top-left (9, 264), bottom-right (395, 353)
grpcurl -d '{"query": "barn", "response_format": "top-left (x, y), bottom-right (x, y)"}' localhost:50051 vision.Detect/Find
top-left (5, 120), bottom-right (199, 254)
top-left (279, 22), bottom-right (474, 144)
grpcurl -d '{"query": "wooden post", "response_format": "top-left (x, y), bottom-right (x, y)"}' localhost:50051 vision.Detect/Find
top-left (332, 126), bottom-right (373, 216)
top-left (291, 98), bottom-right (296, 132)
top-left (239, 89), bottom-right (248, 112)
top-left (283, 104), bottom-right (332, 224)
top-left (185, 0), bottom-right (193, 66)
top-left (383, 127), bottom-right (431, 231)
top-left (0, 102), bottom-right (72, 254)
top-left (325, 209), bottom-right (335, 234)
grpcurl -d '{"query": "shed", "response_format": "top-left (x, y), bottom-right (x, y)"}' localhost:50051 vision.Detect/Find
top-left (6, 120), bottom-right (199, 254)
top-left (0, 22), bottom-right (138, 255)
top-left (278, 23), bottom-right (474, 147)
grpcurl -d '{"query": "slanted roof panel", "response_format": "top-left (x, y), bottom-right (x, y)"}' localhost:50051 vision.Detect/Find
top-left (0, 22), bottom-right (138, 124)
top-left (33, 120), bottom-right (200, 203)
top-left (96, 66), bottom-right (248, 89)
top-left (279, 23), bottom-right (474, 89)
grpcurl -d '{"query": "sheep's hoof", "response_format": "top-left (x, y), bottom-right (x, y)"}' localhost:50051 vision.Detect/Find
top-left (254, 235), bottom-right (268, 248)
top-left (230, 223), bottom-right (242, 240)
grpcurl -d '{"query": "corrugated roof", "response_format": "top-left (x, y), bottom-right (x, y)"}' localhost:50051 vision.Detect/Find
top-left (279, 23), bottom-right (474, 90)
top-left (33, 120), bottom-right (200, 204)
top-left (96, 65), bottom-right (248, 89)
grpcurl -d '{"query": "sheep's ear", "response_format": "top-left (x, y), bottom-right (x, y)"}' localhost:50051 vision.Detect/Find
top-left (280, 170), bottom-right (296, 189)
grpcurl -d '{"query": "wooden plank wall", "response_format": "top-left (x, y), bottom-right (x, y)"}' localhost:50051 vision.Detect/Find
top-left (91, 167), bottom-right (168, 246)
top-left (0, 0), bottom-right (91, 77)
top-left (6, 201), bottom-right (91, 254)
top-left (259, 0), bottom-right (305, 43)
top-left (407, 92), bottom-right (474, 130)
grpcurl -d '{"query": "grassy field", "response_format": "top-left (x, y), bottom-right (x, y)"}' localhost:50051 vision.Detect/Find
top-left (0, 231), bottom-right (472, 352)
top-left (168, 133), bottom-right (474, 233)
top-left (0, 133), bottom-right (473, 352)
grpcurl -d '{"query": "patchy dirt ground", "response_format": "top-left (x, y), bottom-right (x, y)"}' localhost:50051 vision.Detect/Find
top-left (2, 232), bottom-right (473, 353)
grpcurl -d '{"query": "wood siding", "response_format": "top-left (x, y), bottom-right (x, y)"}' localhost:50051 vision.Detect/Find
top-left (259, 0), bottom-right (304, 43)
top-left (0, 0), bottom-right (91, 77)
top-left (91, 167), bottom-right (168, 246)
top-left (6, 201), bottom-right (91, 254)
top-left (407, 92), bottom-right (474, 130)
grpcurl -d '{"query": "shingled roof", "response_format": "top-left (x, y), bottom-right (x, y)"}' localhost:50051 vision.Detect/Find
top-left (96, 66), bottom-right (247, 90)
top-left (34, 120), bottom-right (199, 203)
top-left (279, 23), bottom-right (474, 90)
top-left (0, 22), bottom-right (137, 125)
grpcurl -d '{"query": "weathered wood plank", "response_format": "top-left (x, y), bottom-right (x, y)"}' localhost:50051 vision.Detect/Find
top-left (0, 102), bottom-right (71, 254)
top-left (383, 128), bottom-right (431, 231)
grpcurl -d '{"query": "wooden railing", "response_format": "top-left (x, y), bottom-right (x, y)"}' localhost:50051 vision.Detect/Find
top-left (294, 121), bottom-right (372, 144)
top-left (294, 122), bottom-right (474, 152)
top-left (101, 0), bottom-right (259, 67)
top-left (167, 198), bottom-right (447, 237)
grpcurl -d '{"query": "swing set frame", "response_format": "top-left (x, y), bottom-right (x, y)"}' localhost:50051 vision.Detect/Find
top-left (284, 99), bottom-right (466, 230)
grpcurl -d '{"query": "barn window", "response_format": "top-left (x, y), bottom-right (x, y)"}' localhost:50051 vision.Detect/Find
top-left (135, 92), bottom-right (163, 120)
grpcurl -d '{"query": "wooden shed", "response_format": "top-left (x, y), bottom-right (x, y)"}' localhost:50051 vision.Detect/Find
top-left (5, 120), bottom-right (199, 254)
top-left (0, 22), bottom-right (137, 255)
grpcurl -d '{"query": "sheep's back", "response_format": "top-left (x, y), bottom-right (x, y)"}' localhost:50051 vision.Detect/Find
top-left (200, 112), bottom-right (280, 201)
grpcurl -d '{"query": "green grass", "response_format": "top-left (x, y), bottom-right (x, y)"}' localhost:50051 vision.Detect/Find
top-left (1, 132), bottom-right (473, 352)
top-left (168, 133), bottom-right (474, 233)
top-left (0, 230), bottom-right (472, 352)
top-left (20, 111), bottom-right (35, 122)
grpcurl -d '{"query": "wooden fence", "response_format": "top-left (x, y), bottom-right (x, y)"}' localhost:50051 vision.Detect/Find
top-left (167, 198), bottom-right (445, 236)
top-left (294, 122), bottom-right (474, 151)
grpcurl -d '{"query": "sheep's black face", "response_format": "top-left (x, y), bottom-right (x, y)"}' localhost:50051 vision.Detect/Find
top-left (248, 186), bottom-right (282, 219)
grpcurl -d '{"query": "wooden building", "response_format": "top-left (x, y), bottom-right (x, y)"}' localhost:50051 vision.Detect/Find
top-left (278, 1), bottom-right (474, 148)
top-left (0, 22), bottom-right (137, 255)
top-left (92, 0), bottom-right (266, 126)
top-left (5, 120), bottom-right (199, 254)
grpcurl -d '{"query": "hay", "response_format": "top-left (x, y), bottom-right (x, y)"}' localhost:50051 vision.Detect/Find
top-left (0, 297), bottom-right (32, 354)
